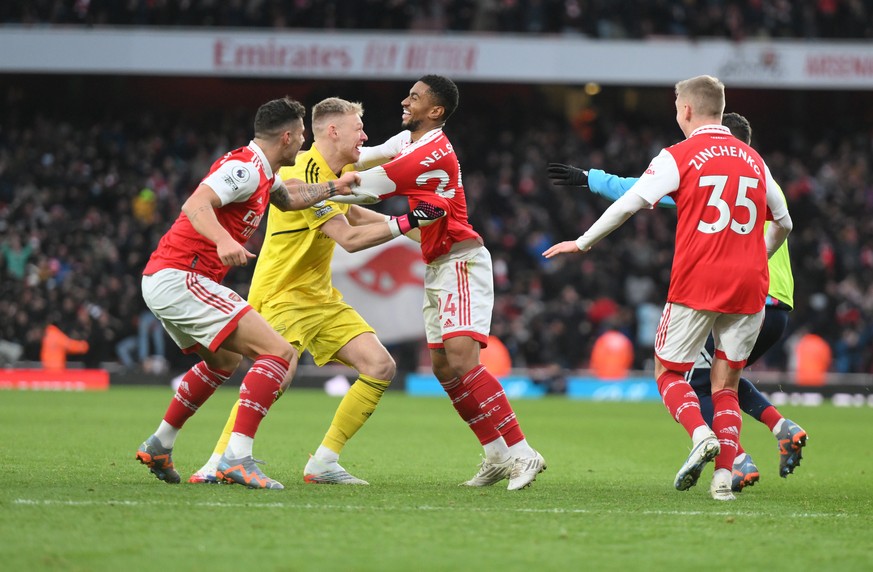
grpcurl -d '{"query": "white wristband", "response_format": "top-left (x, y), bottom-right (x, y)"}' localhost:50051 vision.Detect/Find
top-left (388, 219), bottom-right (402, 238)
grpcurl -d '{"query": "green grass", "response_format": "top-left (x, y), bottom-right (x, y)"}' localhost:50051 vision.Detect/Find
top-left (1, 387), bottom-right (871, 571)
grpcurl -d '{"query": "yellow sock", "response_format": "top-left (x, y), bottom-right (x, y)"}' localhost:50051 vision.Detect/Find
top-left (322, 374), bottom-right (389, 453)
top-left (212, 400), bottom-right (239, 456)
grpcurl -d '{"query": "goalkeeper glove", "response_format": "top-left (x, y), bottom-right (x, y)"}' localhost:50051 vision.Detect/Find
top-left (547, 163), bottom-right (589, 187)
top-left (389, 202), bottom-right (446, 237)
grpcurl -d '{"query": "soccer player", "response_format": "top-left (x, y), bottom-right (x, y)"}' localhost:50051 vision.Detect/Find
top-left (547, 112), bottom-right (809, 492)
top-left (135, 96), bottom-right (360, 490)
top-left (187, 97), bottom-right (443, 485)
top-left (543, 76), bottom-right (793, 501)
top-left (334, 75), bottom-right (547, 490)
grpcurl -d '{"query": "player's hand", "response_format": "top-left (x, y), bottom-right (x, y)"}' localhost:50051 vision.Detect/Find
top-left (390, 202), bottom-right (446, 236)
top-left (408, 202), bottom-right (446, 228)
top-left (542, 240), bottom-right (588, 258)
top-left (216, 238), bottom-right (256, 266)
top-left (547, 163), bottom-right (589, 187)
top-left (331, 171), bottom-right (361, 196)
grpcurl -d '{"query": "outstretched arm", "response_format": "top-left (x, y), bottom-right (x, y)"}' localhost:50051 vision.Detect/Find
top-left (270, 171), bottom-right (360, 211)
top-left (548, 163), bottom-right (676, 208)
top-left (543, 191), bottom-right (651, 258)
top-left (322, 202), bottom-right (445, 253)
top-left (355, 131), bottom-right (411, 170)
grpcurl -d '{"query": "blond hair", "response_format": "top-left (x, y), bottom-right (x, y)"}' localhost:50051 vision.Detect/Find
top-left (311, 97), bottom-right (364, 135)
top-left (675, 75), bottom-right (725, 118)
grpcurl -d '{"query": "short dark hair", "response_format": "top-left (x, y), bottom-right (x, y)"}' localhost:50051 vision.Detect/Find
top-left (418, 75), bottom-right (459, 122)
top-left (254, 96), bottom-right (306, 138)
top-left (722, 112), bottom-right (752, 145)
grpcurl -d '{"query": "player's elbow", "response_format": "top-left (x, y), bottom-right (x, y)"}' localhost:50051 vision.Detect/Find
top-left (775, 213), bottom-right (793, 234)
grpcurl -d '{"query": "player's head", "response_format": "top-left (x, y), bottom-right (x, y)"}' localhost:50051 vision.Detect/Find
top-left (674, 75), bottom-right (725, 136)
top-left (312, 97), bottom-right (368, 164)
top-left (254, 96), bottom-right (307, 166)
top-left (402, 75), bottom-right (459, 133)
top-left (722, 112), bottom-right (752, 145)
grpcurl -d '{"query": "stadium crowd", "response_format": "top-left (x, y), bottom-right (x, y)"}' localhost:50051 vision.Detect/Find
top-left (1, 77), bottom-right (871, 375)
top-left (3, 0), bottom-right (873, 40)
top-left (2, 1), bottom-right (871, 375)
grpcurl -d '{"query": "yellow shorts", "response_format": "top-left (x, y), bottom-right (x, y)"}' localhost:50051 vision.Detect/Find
top-left (261, 300), bottom-right (374, 367)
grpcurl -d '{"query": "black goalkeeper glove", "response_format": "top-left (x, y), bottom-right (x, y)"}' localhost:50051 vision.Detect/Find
top-left (390, 202), bottom-right (446, 236)
top-left (547, 163), bottom-right (589, 187)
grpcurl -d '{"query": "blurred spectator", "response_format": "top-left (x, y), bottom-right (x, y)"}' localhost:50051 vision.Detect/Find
top-left (40, 322), bottom-right (89, 370)
top-left (0, 76), bottom-right (871, 376)
top-left (2, 0), bottom-right (871, 39)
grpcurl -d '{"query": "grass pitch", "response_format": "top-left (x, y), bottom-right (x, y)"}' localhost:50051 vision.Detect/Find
top-left (1, 386), bottom-right (871, 571)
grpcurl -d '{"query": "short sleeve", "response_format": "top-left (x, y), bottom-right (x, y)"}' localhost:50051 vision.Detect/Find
top-left (201, 160), bottom-right (260, 205)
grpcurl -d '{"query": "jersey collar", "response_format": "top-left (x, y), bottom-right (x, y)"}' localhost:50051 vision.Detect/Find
top-left (248, 140), bottom-right (274, 179)
top-left (689, 124), bottom-right (732, 138)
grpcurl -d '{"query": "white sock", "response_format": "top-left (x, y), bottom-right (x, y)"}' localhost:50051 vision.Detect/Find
top-left (508, 438), bottom-right (536, 459)
top-left (154, 421), bottom-right (179, 449)
top-left (713, 468), bottom-right (731, 483)
top-left (197, 453), bottom-right (221, 474)
top-left (226, 433), bottom-right (253, 459)
top-left (772, 418), bottom-right (786, 436)
top-left (483, 437), bottom-right (510, 463)
top-left (734, 452), bottom-right (747, 464)
top-left (691, 425), bottom-right (712, 446)
top-left (313, 445), bottom-right (339, 465)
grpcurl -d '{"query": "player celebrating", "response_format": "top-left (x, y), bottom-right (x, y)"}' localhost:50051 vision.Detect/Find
top-left (135, 97), bottom-right (358, 490)
top-left (188, 97), bottom-right (444, 485)
top-left (335, 75), bottom-right (546, 490)
top-left (544, 76), bottom-right (793, 500)
top-left (546, 112), bottom-right (808, 492)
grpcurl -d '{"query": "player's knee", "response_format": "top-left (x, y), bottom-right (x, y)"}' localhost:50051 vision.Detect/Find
top-left (359, 353), bottom-right (396, 382)
top-left (271, 343), bottom-right (295, 364)
top-left (208, 352), bottom-right (243, 374)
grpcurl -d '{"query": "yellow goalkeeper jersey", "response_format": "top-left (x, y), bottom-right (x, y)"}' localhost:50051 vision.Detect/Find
top-left (248, 146), bottom-right (352, 312)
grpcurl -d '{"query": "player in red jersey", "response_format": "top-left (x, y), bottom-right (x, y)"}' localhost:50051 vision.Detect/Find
top-left (135, 96), bottom-right (358, 490)
top-left (334, 75), bottom-right (546, 490)
top-left (544, 76), bottom-right (793, 500)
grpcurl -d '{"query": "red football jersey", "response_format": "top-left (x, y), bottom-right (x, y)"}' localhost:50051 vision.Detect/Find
top-left (143, 142), bottom-right (281, 283)
top-left (377, 128), bottom-right (481, 263)
top-left (635, 126), bottom-right (773, 314)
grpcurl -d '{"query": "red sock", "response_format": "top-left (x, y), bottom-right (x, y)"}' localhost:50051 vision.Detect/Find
top-left (233, 355), bottom-right (288, 438)
top-left (461, 365), bottom-right (525, 446)
top-left (163, 362), bottom-right (231, 428)
top-left (712, 389), bottom-right (742, 471)
top-left (759, 406), bottom-right (783, 431)
top-left (441, 375), bottom-right (502, 445)
top-left (736, 443), bottom-right (745, 456)
top-left (657, 371), bottom-right (705, 438)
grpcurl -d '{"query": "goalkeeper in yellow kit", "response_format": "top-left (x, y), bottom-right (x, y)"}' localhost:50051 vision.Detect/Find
top-left (189, 97), bottom-right (441, 484)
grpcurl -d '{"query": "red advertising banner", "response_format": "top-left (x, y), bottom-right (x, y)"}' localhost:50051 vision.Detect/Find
top-left (0, 369), bottom-right (110, 391)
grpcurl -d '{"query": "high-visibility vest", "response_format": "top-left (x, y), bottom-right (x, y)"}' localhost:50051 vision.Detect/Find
top-left (40, 324), bottom-right (89, 370)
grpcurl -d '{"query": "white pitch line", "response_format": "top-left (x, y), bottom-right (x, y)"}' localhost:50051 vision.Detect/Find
top-left (11, 498), bottom-right (850, 519)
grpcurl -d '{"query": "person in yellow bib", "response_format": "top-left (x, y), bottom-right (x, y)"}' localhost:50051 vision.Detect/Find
top-left (188, 97), bottom-right (441, 484)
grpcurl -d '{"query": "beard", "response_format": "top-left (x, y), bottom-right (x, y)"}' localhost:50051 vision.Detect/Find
top-left (402, 117), bottom-right (421, 132)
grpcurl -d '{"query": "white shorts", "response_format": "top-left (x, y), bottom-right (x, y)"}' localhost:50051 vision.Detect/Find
top-left (141, 269), bottom-right (252, 354)
top-left (423, 242), bottom-right (494, 349)
top-left (654, 302), bottom-right (764, 372)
